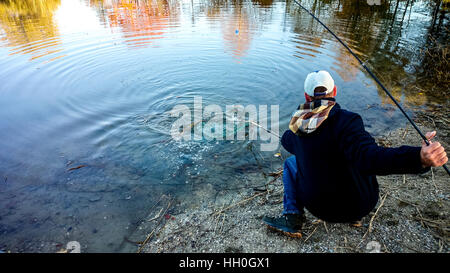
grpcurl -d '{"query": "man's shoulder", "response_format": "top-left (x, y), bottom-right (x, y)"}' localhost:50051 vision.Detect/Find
top-left (330, 106), bottom-right (365, 134)
top-left (333, 105), bottom-right (362, 121)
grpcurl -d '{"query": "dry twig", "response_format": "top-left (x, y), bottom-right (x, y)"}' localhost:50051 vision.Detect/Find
top-left (361, 192), bottom-right (389, 242)
top-left (212, 190), bottom-right (276, 216)
top-left (137, 197), bottom-right (173, 253)
top-left (323, 221), bottom-right (329, 234)
top-left (304, 226), bottom-right (318, 242)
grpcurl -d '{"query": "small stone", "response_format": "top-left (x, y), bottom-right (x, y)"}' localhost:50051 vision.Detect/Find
top-left (89, 196), bottom-right (101, 202)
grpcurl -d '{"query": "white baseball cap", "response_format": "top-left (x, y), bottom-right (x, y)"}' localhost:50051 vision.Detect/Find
top-left (304, 70), bottom-right (335, 97)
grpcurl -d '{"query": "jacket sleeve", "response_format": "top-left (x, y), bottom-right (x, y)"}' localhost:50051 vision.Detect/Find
top-left (281, 130), bottom-right (296, 154)
top-left (338, 113), bottom-right (430, 176)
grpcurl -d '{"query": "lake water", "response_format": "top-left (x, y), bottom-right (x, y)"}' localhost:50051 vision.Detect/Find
top-left (0, 0), bottom-right (444, 252)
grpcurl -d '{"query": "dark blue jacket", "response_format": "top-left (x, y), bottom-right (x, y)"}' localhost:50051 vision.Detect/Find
top-left (281, 101), bottom-right (429, 222)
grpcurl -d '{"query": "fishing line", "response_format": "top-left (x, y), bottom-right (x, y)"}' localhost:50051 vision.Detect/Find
top-left (292, 0), bottom-right (450, 176)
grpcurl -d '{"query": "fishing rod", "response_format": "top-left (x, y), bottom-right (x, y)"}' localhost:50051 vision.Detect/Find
top-left (292, 0), bottom-right (450, 176)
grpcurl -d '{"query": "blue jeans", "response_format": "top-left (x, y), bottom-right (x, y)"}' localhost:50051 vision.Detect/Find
top-left (282, 156), bottom-right (305, 215)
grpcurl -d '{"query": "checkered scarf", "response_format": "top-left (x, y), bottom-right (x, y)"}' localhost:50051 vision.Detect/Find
top-left (289, 99), bottom-right (336, 135)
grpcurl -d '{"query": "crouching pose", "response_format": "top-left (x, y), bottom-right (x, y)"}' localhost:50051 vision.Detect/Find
top-left (263, 70), bottom-right (448, 237)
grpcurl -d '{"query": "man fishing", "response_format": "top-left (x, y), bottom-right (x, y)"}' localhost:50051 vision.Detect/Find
top-left (262, 70), bottom-right (448, 237)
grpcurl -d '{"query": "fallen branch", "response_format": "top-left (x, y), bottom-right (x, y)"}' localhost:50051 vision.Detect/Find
top-left (323, 221), bottom-right (329, 234)
top-left (415, 207), bottom-right (426, 228)
top-left (412, 216), bottom-right (448, 227)
top-left (212, 190), bottom-right (279, 216)
top-left (391, 196), bottom-right (417, 207)
top-left (402, 127), bottom-right (409, 139)
top-left (303, 226), bottom-right (318, 242)
top-left (137, 197), bottom-right (173, 253)
top-left (147, 207), bottom-right (165, 222)
top-left (431, 168), bottom-right (438, 191)
top-left (267, 169), bottom-right (283, 177)
top-left (362, 192), bottom-right (389, 241)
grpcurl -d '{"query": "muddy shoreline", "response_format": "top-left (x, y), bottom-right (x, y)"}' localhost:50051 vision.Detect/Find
top-left (136, 113), bottom-right (449, 253)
